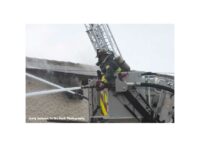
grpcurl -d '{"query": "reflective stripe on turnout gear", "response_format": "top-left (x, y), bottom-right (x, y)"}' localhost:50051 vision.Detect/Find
top-left (115, 67), bottom-right (122, 73)
top-left (101, 75), bottom-right (108, 84)
top-left (99, 89), bottom-right (108, 116)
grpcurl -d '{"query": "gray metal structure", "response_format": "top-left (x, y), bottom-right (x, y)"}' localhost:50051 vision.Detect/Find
top-left (85, 24), bottom-right (174, 123)
top-left (85, 71), bottom-right (174, 122)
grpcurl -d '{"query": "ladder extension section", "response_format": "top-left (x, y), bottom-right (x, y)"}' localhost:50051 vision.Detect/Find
top-left (85, 24), bottom-right (122, 57)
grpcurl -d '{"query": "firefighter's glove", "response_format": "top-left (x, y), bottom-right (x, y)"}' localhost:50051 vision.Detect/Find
top-left (96, 80), bottom-right (106, 91)
top-left (118, 72), bottom-right (128, 81)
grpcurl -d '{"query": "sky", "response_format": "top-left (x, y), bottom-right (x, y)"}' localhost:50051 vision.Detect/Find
top-left (26, 24), bottom-right (174, 73)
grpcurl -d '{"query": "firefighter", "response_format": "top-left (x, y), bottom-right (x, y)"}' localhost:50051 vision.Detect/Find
top-left (96, 49), bottom-right (122, 88)
top-left (95, 49), bottom-right (120, 116)
top-left (95, 49), bottom-right (123, 116)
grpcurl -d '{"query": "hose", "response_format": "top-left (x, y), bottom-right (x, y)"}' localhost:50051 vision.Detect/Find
top-left (135, 83), bottom-right (174, 94)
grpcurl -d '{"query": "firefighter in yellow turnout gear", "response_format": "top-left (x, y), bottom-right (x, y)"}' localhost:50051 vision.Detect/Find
top-left (96, 49), bottom-right (122, 116)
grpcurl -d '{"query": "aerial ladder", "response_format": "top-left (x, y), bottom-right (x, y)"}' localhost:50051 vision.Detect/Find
top-left (85, 24), bottom-right (174, 122)
top-left (85, 24), bottom-right (130, 71)
top-left (85, 24), bottom-right (121, 57)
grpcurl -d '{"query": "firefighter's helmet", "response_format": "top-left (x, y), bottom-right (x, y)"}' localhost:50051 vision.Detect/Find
top-left (96, 49), bottom-right (108, 58)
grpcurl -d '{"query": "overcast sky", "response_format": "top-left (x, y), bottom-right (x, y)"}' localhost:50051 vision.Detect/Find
top-left (26, 24), bottom-right (174, 73)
